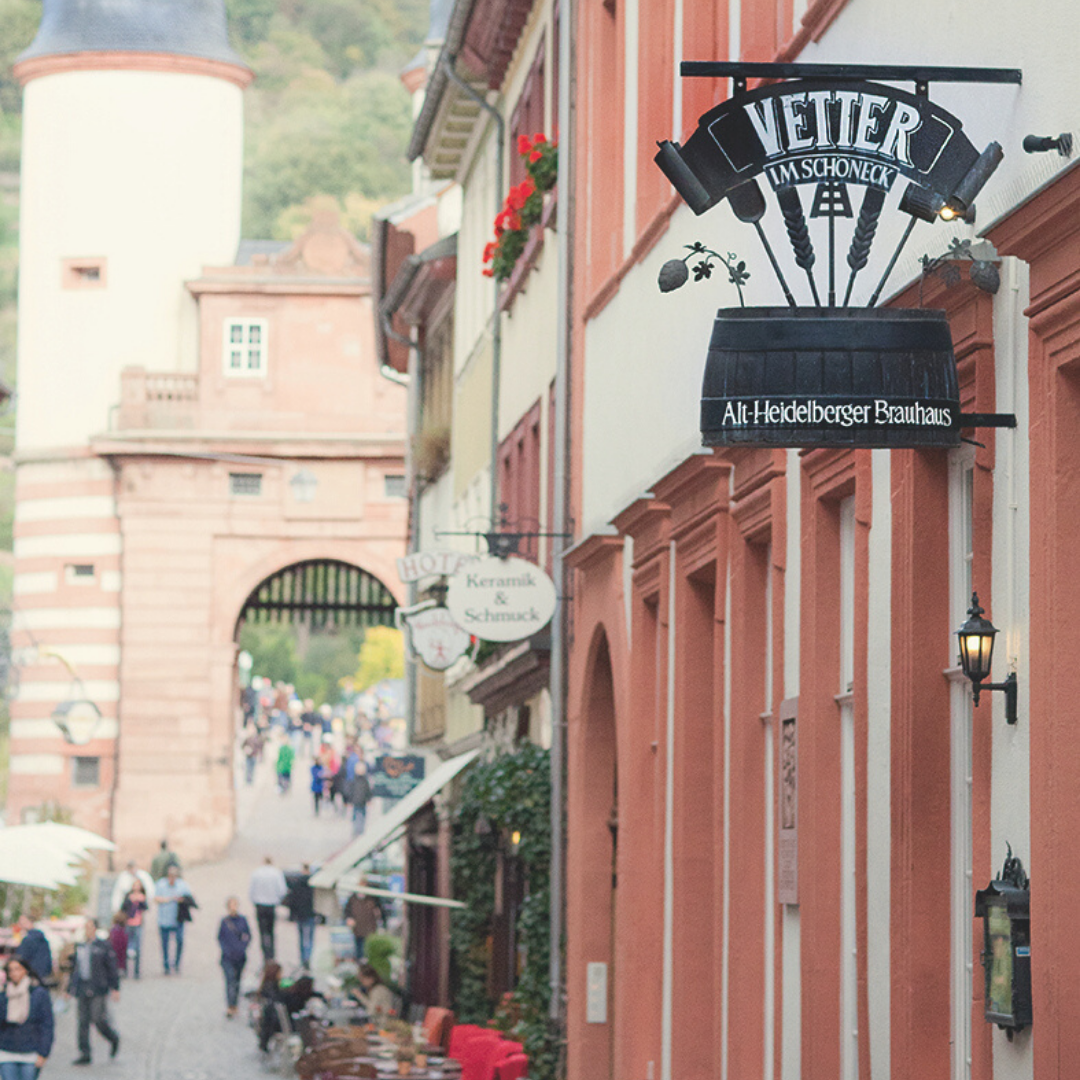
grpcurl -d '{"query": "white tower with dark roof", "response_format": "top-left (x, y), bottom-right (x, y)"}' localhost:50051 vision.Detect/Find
top-left (9, 0), bottom-right (251, 837)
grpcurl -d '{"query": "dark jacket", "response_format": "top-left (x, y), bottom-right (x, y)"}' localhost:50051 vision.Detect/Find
top-left (68, 938), bottom-right (120, 998)
top-left (0, 984), bottom-right (54, 1057)
top-left (217, 914), bottom-right (252, 964)
top-left (345, 773), bottom-right (371, 807)
top-left (344, 893), bottom-right (380, 937)
top-left (14, 929), bottom-right (53, 981)
top-left (285, 873), bottom-right (316, 922)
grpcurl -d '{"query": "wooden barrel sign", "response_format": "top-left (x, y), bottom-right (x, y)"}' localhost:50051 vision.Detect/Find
top-left (700, 307), bottom-right (961, 449)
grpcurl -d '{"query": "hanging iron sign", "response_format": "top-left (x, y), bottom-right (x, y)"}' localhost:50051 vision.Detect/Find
top-left (446, 555), bottom-right (557, 643)
top-left (655, 63), bottom-right (1018, 450)
top-left (402, 604), bottom-right (473, 671)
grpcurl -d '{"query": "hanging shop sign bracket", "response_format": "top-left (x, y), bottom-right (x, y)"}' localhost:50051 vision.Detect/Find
top-left (655, 60), bottom-right (1021, 449)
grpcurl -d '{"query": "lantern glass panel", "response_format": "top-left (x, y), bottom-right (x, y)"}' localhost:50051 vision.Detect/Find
top-left (986, 904), bottom-right (1013, 1017)
top-left (959, 628), bottom-right (995, 681)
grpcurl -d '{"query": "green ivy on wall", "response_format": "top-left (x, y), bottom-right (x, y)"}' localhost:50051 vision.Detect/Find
top-left (450, 743), bottom-right (559, 1080)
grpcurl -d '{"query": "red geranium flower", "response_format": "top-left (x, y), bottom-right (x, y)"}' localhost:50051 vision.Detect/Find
top-left (517, 134), bottom-right (532, 155)
top-left (532, 132), bottom-right (546, 144)
top-left (483, 242), bottom-right (496, 262)
top-left (529, 149), bottom-right (542, 163)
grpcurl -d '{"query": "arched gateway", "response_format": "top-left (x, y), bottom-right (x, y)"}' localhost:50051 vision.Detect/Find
top-left (236, 559), bottom-right (398, 632)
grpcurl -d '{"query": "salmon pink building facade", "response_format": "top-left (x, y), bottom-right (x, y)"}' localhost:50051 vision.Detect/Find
top-left (561, 0), bottom-right (1078, 1079)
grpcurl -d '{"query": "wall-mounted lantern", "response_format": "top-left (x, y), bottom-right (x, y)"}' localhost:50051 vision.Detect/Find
top-left (956, 592), bottom-right (1018, 724)
top-left (289, 467), bottom-right (318, 504)
top-left (974, 845), bottom-right (1031, 1038)
top-left (51, 699), bottom-right (103, 746)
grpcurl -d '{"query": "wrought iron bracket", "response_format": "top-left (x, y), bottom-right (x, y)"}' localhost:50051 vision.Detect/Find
top-left (679, 62), bottom-right (1022, 86)
top-left (959, 413), bottom-right (1018, 429)
top-left (973, 670), bottom-right (1019, 724)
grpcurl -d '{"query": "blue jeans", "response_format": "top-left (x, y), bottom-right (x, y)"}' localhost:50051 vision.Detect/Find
top-left (0, 1062), bottom-right (39, 1080)
top-left (298, 918), bottom-right (316, 968)
top-left (160, 924), bottom-right (185, 972)
top-left (351, 802), bottom-right (366, 836)
top-left (128, 922), bottom-right (142, 978)
top-left (221, 955), bottom-right (245, 1008)
top-left (245, 755), bottom-right (256, 784)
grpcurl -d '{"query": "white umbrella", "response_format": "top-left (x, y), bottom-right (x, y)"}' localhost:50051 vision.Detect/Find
top-left (17, 821), bottom-right (116, 857)
top-left (0, 830), bottom-right (82, 889)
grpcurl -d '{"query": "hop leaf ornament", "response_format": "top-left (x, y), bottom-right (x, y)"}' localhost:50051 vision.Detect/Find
top-left (658, 259), bottom-right (689, 292)
top-left (969, 260), bottom-right (1001, 294)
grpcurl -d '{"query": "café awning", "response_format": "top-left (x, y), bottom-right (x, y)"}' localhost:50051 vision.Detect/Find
top-left (309, 748), bottom-right (480, 890)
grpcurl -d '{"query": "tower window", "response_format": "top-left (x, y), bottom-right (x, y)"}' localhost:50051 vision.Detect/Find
top-left (65, 563), bottom-right (96, 585)
top-left (72, 756), bottom-right (101, 788)
top-left (62, 258), bottom-right (107, 290)
top-left (223, 319), bottom-right (268, 377)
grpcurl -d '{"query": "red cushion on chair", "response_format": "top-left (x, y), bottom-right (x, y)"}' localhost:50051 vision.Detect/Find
top-left (448, 1024), bottom-right (492, 1061)
top-left (495, 1054), bottom-right (530, 1080)
top-left (422, 1007), bottom-right (455, 1052)
top-left (458, 1032), bottom-right (505, 1080)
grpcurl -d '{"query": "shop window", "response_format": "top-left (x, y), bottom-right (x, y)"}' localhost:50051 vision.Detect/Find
top-left (223, 318), bottom-right (268, 377)
top-left (72, 756), bottom-right (101, 788)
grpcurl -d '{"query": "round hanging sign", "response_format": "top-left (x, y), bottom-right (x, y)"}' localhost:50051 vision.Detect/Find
top-left (446, 555), bottom-right (557, 643)
top-left (403, 606), bottom-right (473, 671)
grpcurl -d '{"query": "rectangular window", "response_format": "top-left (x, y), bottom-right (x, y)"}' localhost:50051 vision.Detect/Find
top-left (62, 258), bottom-right (107, 290)
top-left (229, 472), bottom-right (263, 497)
top-left (72, 756), bottom-right (101, 788)
top-left (497, 402), bottom-right (542, 563)
top-left (509, 41), bottom-right (547, 190)
top-left (65, 563), bottom-right (96, 585)
top-left (223, 319), bottom-right (268, 377)
top-left (384, 475), bottom-right (406, 499)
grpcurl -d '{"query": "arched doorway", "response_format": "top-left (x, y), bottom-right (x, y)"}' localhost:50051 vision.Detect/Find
top-left (581, 629), bottom-right (618, 1080)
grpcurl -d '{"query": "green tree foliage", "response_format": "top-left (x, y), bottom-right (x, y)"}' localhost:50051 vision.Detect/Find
top-left (351, 626), bottom-right (404, 691)
top-left (226, 0), bottom-right (425, 239)
top-left (243, 67), bottom-right (412, 238)
top-left (0, 0), bottom-right (39, 117)
top-left (239, 622), bottom-right (367, 705)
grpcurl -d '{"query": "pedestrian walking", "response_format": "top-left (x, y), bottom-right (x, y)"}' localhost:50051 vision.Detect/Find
top-left (12, 917), bottom-right (52, 985)
top-left (309, 759), bottom-right (327, 816)
top-left (120, 882), bottom-right (149, 979)
top-left (345, 765), bottom-right (372, 837)
top-left (275, 740), bottom-right (295, 794)
top-left (68, 918), bottom-right (120, 1066)
top-left (343, 884), bottom-right (380, 963)
top-left (154, 864), bottom-right (194, 975)
top-left (107, 915), bottom-right (128, 977)
top-left (249, 856), bottom-right (288, 963)
top-left (285, 864), bottom-right (317, 969)
top-left (149, 839), bottom-right (180, 883)
top-left (217, 897), bottom-right (251, 1019)
top-left (242, 727), bottom-right (261, 785)
top-left (0, 956), bottom-right (54, 1080)
top-left (109, 860), bottom-right (156, 912)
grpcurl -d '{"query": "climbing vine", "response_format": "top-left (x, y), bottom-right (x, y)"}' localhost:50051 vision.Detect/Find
top-left (450, 743), bottom-right (558, 1080)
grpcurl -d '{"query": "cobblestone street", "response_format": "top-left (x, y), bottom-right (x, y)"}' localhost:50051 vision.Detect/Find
top-left (47, 752), bottom-right (361, 1080)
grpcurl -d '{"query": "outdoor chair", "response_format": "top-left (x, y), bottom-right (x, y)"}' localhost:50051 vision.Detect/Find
top-left (422, 1006), bottom-right (455, 1052)
top-left (460, 1033), bottom-right (515, 1080)
top-left (447, 1023), bottom-right (493, 1062)
top-left (495, 1055), bottom-right (530, 1080)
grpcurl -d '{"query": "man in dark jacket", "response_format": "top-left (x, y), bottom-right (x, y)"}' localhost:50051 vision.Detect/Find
top-left (216, 897), bottom-right (251, 1019)
top-left (284, 865), bottom-right (317, 969)
top-left (345, 768), bottom-right (372, 837)
top-left (13, 916), bottom-right (53, 983)
top-left (68, 918), bottom-right (120, 1065)
top-left (344, 882), bottom-right (380, 963)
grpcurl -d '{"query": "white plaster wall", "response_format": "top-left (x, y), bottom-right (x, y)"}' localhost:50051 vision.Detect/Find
top-left (990, 255), bottom-right (1032, 1080)
top-left (454, 136), bottom-right (498, 380)
top-left (866, 447), bottom-right (892, 1080)
top-left (17, 68), bottom-right (244, 451)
